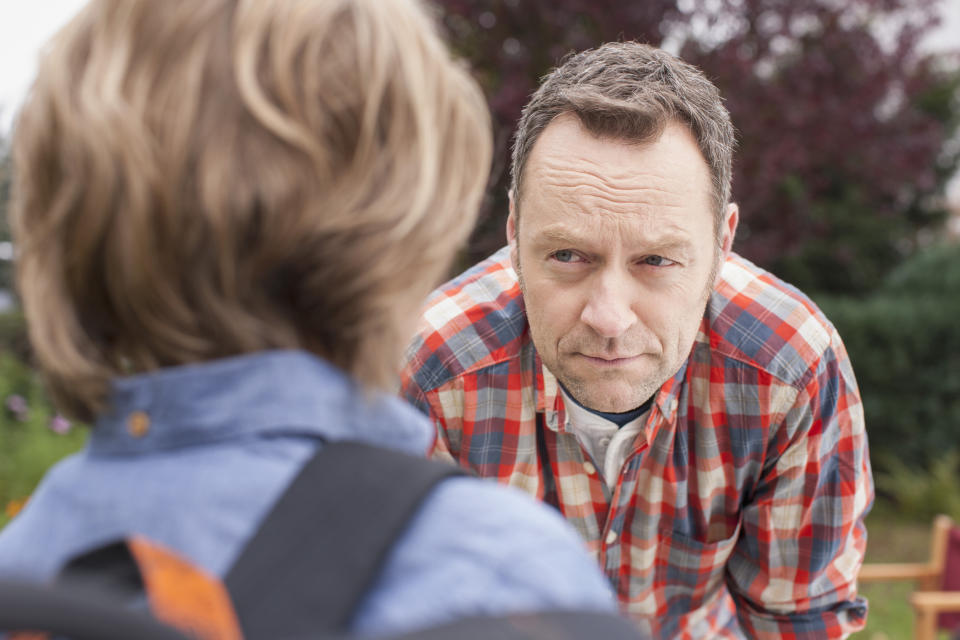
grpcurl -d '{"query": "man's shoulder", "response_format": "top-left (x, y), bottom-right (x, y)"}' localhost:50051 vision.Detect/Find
top-left (707, 252), bottom-right (841, 386)
top-left (402, 247), bottom-right (528, 394)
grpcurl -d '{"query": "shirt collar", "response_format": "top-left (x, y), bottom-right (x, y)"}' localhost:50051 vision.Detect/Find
top-left (90, 350), bottom-right (433, 456)
top-left (534, 352), bottom-right (563, 427)
top-left (559, 386), bottom-right (622, 434)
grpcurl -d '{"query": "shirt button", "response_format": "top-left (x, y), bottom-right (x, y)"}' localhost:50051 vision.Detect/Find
top-left (599, 436), bottom-right (612, 448)
top-left (127, 411), bottom-right (151, 438)
top-left (605, 530), bottom-right (618, 545)
top-left (583, 461), bottom-right (597, 475)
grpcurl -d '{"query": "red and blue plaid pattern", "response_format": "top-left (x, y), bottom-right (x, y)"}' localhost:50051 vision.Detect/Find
top-left (401, 247), bottom-right (873, 639)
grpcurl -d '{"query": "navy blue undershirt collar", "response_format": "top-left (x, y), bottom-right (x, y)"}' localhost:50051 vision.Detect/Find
top-left (558, 383), bottom-right (654, 428)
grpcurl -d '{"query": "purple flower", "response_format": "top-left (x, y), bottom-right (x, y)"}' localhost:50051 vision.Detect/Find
top-left (5, 394), bottom-right (28, 421)
top-left (49, 414), bottom-right (72, 435)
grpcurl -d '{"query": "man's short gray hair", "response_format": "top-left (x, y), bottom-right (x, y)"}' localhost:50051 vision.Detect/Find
top-left (510, 42), bottom-right (735, 234)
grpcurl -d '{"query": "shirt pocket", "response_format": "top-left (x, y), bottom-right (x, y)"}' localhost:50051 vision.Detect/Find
top-left (654, 518), bottom-right (742, 614)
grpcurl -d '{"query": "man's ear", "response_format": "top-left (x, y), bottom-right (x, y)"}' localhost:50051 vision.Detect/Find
top-left (507, 190), bottom-right (519, 271)
top-left (720, 203), bottom-right (739, 259)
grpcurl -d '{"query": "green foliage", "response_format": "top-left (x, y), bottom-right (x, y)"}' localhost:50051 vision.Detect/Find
top-left (0, 309), bottom-right (31, 362)
top-left (0, 350), bottom-right (87, 529)
top-left (773, 181), bottom-right (908, 294)
top-left (815, 243), bottom-right (960, 474)
top-left (875, 452), bottom-right (960, 522)
top-left (882, 242), bottom-right (960, 296)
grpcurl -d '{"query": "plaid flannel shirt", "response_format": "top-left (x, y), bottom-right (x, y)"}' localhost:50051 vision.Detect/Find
top-left (401, 247), bottom-right (873, 639)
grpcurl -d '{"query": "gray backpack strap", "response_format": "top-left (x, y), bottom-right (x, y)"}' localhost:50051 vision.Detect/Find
top-left (225, 440), bottom-right (464, 638)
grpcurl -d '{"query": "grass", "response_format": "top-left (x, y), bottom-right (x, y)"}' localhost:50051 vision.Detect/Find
top-left (0, 353), bottom-right (87, 528)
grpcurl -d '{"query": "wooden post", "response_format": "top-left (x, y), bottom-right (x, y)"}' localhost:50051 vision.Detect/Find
top-left (910, 591), bottom-right (960, 640)
top-left (922, 515), bottom-right (953, 591)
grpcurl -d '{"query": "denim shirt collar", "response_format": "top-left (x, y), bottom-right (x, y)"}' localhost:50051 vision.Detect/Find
top-left (90, 350), bottom-right (432, 456)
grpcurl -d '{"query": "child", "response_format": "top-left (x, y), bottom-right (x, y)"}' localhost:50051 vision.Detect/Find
top-left (0, 0), bottom-right (616, 635)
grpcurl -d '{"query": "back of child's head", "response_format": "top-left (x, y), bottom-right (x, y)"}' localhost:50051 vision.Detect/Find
top-left (11, 0), bottom-right (492, 421)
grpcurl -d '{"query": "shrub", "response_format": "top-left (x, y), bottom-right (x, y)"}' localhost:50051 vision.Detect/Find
top-left (815, 243), bottom-right (960, 474)
top-left (882, 242), bottom-right (960, 296)
top-left (874, 451), bottom-right (960, 521)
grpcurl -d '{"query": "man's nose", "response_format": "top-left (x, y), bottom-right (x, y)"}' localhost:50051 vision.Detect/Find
top-left (579, 269), bottom-right (638, 339)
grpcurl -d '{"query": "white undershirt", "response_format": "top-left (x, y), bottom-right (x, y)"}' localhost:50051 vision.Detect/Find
top-left (560, 388), bottom-right (649, 486)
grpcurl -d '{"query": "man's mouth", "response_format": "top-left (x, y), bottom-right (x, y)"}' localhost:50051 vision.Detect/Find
top-left (577, 353), bottom-right (642, 367)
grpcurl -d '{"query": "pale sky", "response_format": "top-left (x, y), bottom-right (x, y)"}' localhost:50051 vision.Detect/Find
top-left (0, 0), bottom-right (88, 132)
top-left (1, 1), bottom-right (958, 134)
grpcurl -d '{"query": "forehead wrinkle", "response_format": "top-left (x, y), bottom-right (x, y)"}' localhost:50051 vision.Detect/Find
top-left (532, 158), bottom-right (699, 214)
top-left (536, 152), bottom-right (690, 189)
top-left (614, 216), bottom-right (695, 254)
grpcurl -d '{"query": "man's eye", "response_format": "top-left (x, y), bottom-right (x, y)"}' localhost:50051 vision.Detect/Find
top-left (552, 250), bottom-right (578, 263)
top-left (642, 255), bottom-right (676, 267)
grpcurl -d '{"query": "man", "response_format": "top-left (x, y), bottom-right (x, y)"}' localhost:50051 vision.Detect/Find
top-left (401, 42), bottom-right (873, 638)
top-left (0, 0), bottom-right (619, 634)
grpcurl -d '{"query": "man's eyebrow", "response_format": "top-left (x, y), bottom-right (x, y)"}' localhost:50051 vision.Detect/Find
top-left (535, 225), bottom-right (591, 246)
top-left (534, 224), bottom-right (695, 253)
top-left (641, 237), bottom-right (695, 254)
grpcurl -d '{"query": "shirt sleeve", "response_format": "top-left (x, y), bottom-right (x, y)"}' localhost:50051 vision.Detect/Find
top-left (398, 364), bottom-right (459, 464)
top-left (726, 331), bottom-right (873, 638)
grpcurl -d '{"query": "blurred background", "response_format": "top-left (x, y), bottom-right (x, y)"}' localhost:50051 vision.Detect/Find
top-left (1, 1), bottom-right (958, 637)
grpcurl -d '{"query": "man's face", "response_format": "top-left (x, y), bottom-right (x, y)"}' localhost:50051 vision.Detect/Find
top-left (509, 115), bottom-right (736, 413)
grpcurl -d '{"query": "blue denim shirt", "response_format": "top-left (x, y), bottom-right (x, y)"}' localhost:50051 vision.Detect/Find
top-left (0, 351), bottom-right (615, 636)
